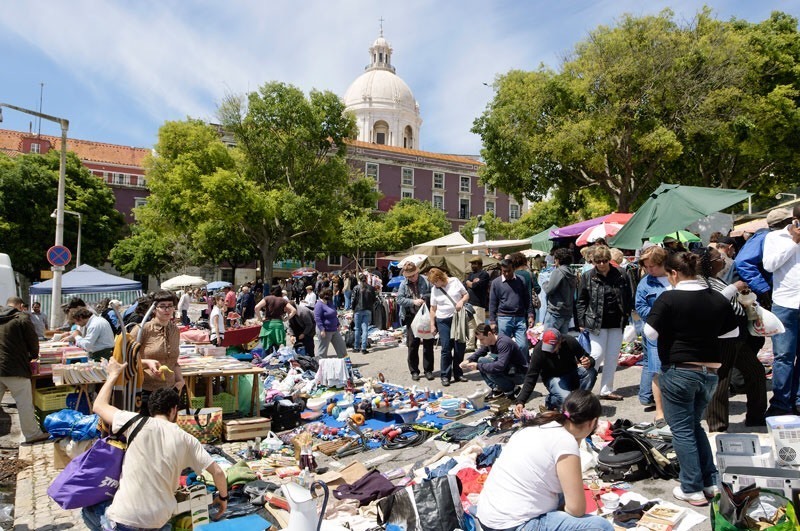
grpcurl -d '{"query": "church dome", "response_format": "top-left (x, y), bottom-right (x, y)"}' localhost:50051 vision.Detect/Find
top-left (343, 69), bottom-right (418, 114)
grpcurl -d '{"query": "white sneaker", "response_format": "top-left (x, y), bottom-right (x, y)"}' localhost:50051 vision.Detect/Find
top-left (703, 485), bottom-right (720, 499)
top-left (673, 486), bottom-right (709, 506)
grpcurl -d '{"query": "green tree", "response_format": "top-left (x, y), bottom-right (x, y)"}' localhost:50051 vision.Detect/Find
top-left (473, 9), bottom-right (800, 211)
top-left (109, 226), bottom-right (179, 284)
top-left (459, 211), bottom-right (510, 241)
top-left (507, 199), bottom-right (574, 239)
top-left (380, 199), bottom-right (451, 252)
top-left (0, 151), bottom-right (124, 280)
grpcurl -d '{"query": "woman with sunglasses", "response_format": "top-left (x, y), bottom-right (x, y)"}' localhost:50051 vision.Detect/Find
top-left (478, 390), bottom-right (611, 531)
top-left (576, 245), bottom-right (632, 401)
top-left (645, 252), bottom-right (739, 506)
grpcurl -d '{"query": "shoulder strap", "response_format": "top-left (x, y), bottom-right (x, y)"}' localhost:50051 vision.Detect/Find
top-left (438, 286), bottom-right (458, 307)
top-left (111, 413), bottom-right (147, 443)
top-left (125, 416), bottom-right (149, 447)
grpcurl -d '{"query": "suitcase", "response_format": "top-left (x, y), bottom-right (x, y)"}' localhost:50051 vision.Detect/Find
top-left (261, 400), bottom-right (303, 432)
top-left (223, 417), bottom-right (271, 442)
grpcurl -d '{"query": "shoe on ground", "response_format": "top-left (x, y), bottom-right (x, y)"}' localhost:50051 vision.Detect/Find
top-left (361, 349), bottom-right (369, 354)
top-left (441, 379), bottom-right (451, 387)
top-left (485, 389), bottom-right (504, 400)
top-left (703, 485), bottom-right (720, 499)
top-left (505, 386), bottom-right (521, 400)
top-left (600, 393), bottom-right (624, 401)
top-left (22, 432), bottom-right (50, 445)
top-left (351, 348), bottom-right (360, 354)
top-left (643, 404), bottom-right (656, 413)
top-left (424, 372), bottom-right (434, 381)
top-left (454, 376), bottom-right (469, 383)
top-left (411, 373), bottom-right (420, 381)
top-left (673, 486), bottom-right (709, 506)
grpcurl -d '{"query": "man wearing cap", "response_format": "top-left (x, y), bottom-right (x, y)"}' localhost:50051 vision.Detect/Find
top-left (464, 256), bottom-right (490, 352)
top-left (513, 328), bottom-right (597, 414)
top-left (763, 205), bottom-right (800, 416)
top-left (460, 324), bottom-right (528, 400)
top-left (489, 260), bottom-right (535, 350)
top-left (396, 262), bottom-right (435, 381)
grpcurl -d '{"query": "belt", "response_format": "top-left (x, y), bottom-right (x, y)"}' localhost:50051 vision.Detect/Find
top-left (670, 363), bottom-right (717, 375)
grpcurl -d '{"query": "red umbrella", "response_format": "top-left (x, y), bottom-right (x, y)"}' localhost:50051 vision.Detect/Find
top-left (576, 222), bottom-right (624, 246)
top-left (291, 267), bottom-right (317, 278)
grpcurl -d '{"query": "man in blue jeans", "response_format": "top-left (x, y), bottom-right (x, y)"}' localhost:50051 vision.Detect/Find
top-left (763, 205), bottom-right (800, 416)
top-left (351, 274), bottom-right (376, 354)
top-left (461, 324), bottom-right (529, 400)
top-left (513, 329), bottom-right (597, 415)
top-left (489, 260), bottom-right (534, 351)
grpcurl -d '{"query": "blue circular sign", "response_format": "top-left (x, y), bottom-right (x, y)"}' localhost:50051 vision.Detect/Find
top-left (47, 245), bottom-right (72, 267)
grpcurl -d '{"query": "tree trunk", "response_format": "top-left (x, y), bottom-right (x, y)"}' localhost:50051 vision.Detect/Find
top-left (260, 247), bottom-right (277, 287)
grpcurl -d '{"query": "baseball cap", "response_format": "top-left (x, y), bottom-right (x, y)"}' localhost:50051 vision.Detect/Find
top-left (767, 207), bottom-right (793, 228)
top-left (541, 329), bottom-right (562, 353)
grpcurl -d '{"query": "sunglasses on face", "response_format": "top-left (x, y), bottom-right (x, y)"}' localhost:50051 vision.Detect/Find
top-left (594, 259), bottom-right (609, 265)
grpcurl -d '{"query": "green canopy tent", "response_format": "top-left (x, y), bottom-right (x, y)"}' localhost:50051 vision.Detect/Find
top-left (530, 225), bottom-right (558, 253)
top-left (609, 183), bottom-right (751, 250)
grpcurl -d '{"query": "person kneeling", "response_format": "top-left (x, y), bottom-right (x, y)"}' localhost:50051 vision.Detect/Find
top-left (513, 329), bottom-right (597, 415)
top-left (460, 324), bottom-right (528, 400)
top-left (478, 390), bottom-right (613, 531)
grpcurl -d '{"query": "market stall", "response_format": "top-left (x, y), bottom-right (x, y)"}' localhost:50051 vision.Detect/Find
top-left (29, 264), bottom-right (143, 315)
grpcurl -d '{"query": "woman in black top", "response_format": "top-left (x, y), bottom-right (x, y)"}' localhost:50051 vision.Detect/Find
top-left (645, 252), bottom-right (738, 507)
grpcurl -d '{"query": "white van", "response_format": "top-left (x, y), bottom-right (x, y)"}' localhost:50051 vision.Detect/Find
top-left (0, 253), bottom-right (18, 305)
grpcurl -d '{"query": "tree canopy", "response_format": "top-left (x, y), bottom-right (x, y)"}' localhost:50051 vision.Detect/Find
top-left (0, 151), bottom-right (124, 280)
top-left (379, 199), bottom-right (451, 252)
top-left (473, 9), bottom-right (800, 212)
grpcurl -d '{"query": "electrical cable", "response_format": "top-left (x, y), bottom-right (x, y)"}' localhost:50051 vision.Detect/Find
top-left (381, 424), bottom-right (430, 450)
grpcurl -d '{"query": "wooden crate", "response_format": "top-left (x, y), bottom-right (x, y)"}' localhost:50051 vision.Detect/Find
top-left (223, 417), bottom-right (271, 441)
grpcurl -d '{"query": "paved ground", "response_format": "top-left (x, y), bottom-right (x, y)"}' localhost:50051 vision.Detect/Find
top-left (1, 336), bottom-right (770, 530)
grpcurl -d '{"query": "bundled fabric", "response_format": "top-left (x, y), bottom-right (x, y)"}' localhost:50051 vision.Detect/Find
top-left (333, 469), bottom-right (400, 506)
top-left (377, 475), bottom-right (464, 531)
top-left (44, 409), bottom-right (101, 441)
top-left (47, 414), bottom-right (148, 509)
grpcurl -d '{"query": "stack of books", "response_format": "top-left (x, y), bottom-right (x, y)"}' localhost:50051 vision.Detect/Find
top-left (38, 342), bottom-right (69, 375)
top-left (51, 361), bottom-right (108, 386)
top-left (638, 503), bottom-right (686, 531)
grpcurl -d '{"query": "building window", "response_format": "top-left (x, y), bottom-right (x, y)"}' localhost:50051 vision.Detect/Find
top-left (362, 252), bottom-right (376, 268)
top-left (134, 197), bottom-right (147, 209)
top-left (328, 254), bottom-right (342, 266)
top-left (374, 121), bottom-right (389, 145)
top-left (30, 143), bottom-right (40, 154)
top-left (433, 172), bottom-right (444, 189)
top-left (459, 198), bottom-right (470, 220)
top-left (485, 185), bottom-right (496, 196)
top-left (485, 201), bottom-right (495, 214)
top-left (114, 173), bottom-right (127, 185)
top-left (401, 188), bottom-right (414, 199)
top-left (460, 176), bottom-right (471, 193)
top-left (139, 175), bottom-right (147, 187)
top-left (509, 203), bottom-right (520, 220)
top-left (402, 167), bottom-right (414, 187)
top-left (366, 162), bottom-right (379, 182)
top-left (432, 194), bottom-right (444, 211)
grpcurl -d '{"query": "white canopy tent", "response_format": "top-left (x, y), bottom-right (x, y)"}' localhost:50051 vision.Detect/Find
top-left (446, 238), bottom-right (533, 252)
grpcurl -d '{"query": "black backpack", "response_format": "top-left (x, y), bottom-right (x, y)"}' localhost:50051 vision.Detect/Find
top-left (597, 429), bottom-right (679, 482)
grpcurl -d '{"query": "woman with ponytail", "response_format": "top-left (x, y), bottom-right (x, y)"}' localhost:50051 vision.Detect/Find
top-left (644, 252), bottom-right (739, 506)
top-left (478, 390), bottom-right (612, 531)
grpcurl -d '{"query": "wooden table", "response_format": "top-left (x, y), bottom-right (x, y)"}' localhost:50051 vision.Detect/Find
top-left (181, 367), bottom-right (265, 416)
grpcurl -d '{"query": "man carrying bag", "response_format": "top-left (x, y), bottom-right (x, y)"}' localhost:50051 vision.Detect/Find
top-left (397, 262), bottom-right (435, 381)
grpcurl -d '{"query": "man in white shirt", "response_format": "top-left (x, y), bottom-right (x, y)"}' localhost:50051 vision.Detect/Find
top-left (303, 284), bottom-right (318, 307)
top-left (69, 308), bottom-right (115, 360)
top-left (82, 358), bottom-right (227, 531)
top-left (177, 290), bottom-right (193, 325)
top-left (763, 205), bottom-right (800, 416)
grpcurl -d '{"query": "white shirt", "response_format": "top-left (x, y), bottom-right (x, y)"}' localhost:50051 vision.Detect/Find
top-left (430, 277), bottom-right (468, 319)
top-left (75, 314), bottom-right (115, 352)
top-left (105, 411), bottom-right (214, 528)
top-left (303, 292), bottom-right (318, 307)
top-left (478, 422), bottom-right (579, 528)
top-left (177, 292), bottom-right (192, 311)
top-left (209, 306), bottom-right (225, 341)
top-left (763, 226), bottom-right (800, 309)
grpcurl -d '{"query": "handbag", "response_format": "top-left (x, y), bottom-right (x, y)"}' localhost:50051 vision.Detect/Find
top-left (377, 475), bottom-right (464, 531)
top-left (47, 414), bottom-right (148, 509)
top-left (177, 406), bottom-right (223, 443)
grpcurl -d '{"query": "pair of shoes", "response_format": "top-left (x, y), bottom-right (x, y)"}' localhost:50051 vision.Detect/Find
top-left (361, 349), bottom-right (369, 354)
top-left (485, 389), bottom-right (504, 400)
top-left (673, 486), bottom-right (709, 506)
top-left (351, 348), bottom-right (360, 354)
top-left (21, 432), bottom-right (50, 445)
top-left (411, 373), bottom-right (421, 381)
top-left (654, 418), bottom-right (668, 429)
top-left (441, 378), bottom-right (451, 387)
top-left (703, 485), bottom-right (720, 499)
top-left (600, 393), bottom-right (624, 401)
top-left (424, 372), bottom-right (434, 381)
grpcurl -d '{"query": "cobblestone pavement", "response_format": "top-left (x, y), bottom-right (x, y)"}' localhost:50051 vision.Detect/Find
top-left (4, 337), bottom-right (767, 530)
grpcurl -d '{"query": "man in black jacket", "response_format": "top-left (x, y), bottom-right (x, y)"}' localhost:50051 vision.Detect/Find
top-left (461, 324), bottom-right (528, 399)
top-left (0, 297), bottom-right (48, 444)
top-left (513, 329), bottom-right (597, 415)
top-left (287, 303), bottom-right (316, 356)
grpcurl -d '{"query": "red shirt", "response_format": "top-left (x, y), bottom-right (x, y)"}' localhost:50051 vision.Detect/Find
top-left (225, 290), bottom-right (237, 310)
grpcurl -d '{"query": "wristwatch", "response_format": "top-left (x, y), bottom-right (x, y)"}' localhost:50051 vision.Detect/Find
top-left (218, 493), bottom-right (228, 501)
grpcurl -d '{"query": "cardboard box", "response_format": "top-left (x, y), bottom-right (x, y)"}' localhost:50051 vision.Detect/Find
top-left (53, 441), bottom-right (70, 470)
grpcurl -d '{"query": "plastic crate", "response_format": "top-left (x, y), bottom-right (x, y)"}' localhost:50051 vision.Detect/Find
top-left (190, 392), bottom-right (236, 414)
top-left (34, 387), bottom-right (71, 411)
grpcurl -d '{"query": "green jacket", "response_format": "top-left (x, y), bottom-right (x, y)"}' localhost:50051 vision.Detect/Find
top-left (0, 307), bottom-right (39, 378)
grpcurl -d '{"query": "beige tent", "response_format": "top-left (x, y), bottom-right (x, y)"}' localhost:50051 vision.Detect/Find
top-left (384, 232), bottom-right (470, 260)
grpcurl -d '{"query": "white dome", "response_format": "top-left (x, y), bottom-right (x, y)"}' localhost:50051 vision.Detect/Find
top-left (343, 69), bottom-right (418, 113)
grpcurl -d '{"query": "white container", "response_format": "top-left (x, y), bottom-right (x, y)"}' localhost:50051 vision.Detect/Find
top-left (766, 415), bottom-right (800, 465)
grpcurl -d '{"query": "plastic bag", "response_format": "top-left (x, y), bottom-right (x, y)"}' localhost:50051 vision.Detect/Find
top-left (749, 306), bottom-right (786, 337)
top-left (578, 329), bottom-right (592, 355)
top-left (623, 324), bottom-right (637, 344)
top-left (411, 303), bottom-right (436, 340)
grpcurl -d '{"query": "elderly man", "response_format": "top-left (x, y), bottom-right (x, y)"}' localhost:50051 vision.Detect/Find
top-left (29, 301), bottom-right (48, 338)
top-left (70, 307), bottom-right (116, 360)
top-left (461, 324), bottom-right (528, 400)
top-left (0, 297), bottom-right (48, 444)
top-left (397, 262), bottom-right (435, 381)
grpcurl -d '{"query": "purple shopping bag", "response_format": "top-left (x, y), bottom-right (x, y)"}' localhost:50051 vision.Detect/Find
top-left (47, 414), bottom-right (147, 509)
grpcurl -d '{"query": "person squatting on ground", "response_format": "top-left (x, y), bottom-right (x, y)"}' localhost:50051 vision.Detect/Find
top-left (82, 358), bottom-right (228, 531)
top-left (644, 251), bottom-right (738, 506)
top-left (513, 328), bottom-right (597, 414)
top-left (478, 390), bottom-right (613, 531)
top-left (488, 259), bottom-right (534, 351)
top-left (396, 262), bottom-right (435, 381)
top-left (575, 245), bottom-right (632, 401)
top-left (429, 267), bottom-right (470, 387)
top-left (543, 248), bottom-right (577, 335)
top-left (461, 324), bottom-right (528, 400)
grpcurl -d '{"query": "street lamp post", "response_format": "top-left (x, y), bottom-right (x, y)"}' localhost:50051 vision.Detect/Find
top-left (0, 102), bottom-right (69, 329)
top-left (51, 209), bottom-right (81, 266)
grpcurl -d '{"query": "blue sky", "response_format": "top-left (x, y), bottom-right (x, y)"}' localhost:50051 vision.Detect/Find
top-left (2, 1), bottom-right (797, 156)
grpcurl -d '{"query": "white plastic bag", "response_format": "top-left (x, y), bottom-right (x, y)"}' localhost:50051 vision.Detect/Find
top-left (623, 324), bottom-right (637, 344)
top-left (411, 303), bottom-right (436, 339)
top-left (749, 306), bottom-right (786, 337)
